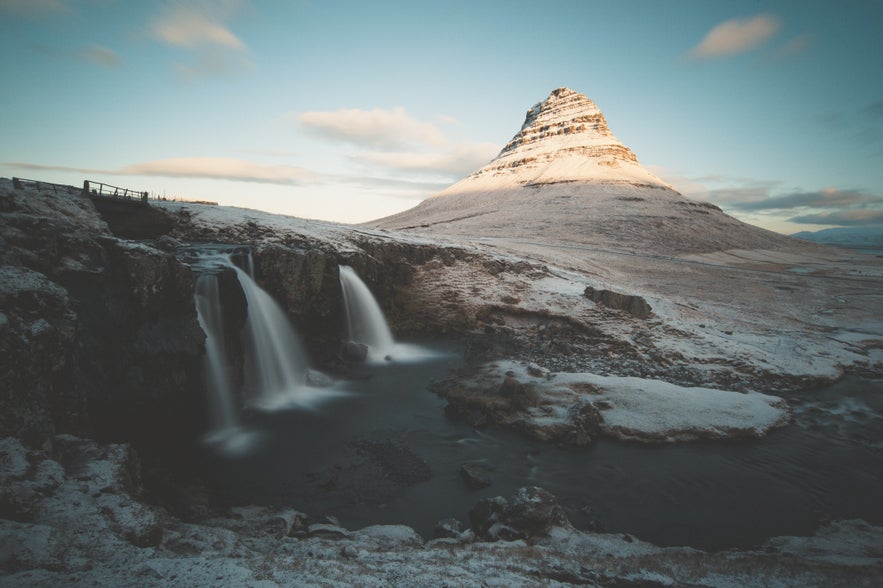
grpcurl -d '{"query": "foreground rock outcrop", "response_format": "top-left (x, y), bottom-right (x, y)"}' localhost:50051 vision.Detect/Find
top-left (436, 360), bottom-right (791, 445)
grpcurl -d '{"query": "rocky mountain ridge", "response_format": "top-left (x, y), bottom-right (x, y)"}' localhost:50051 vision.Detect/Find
top-left (370, 87), bottom-right (800, 256)
top-left (468, 86), bottom-right (667, 188)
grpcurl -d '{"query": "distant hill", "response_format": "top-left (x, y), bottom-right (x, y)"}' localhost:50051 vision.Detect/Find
top-left (791, 226), bottom-right (883, 254)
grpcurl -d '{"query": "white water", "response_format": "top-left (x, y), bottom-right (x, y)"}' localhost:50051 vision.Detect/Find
top-left (194, 273), bottom-right (238, 432)
top-left (229, 263), bottom-right (323, 410)
top-left (339, 265), bottom-right (396, 361)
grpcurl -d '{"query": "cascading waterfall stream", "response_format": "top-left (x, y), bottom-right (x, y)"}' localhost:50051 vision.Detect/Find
top-left (227, 262), bottom-right (316, 410)
top-left (193, 272), bottom-right (238, 433)
top-left (338, 265), bottom-right (397, 361)
top-left (186, 245), bottom-right (342, 448)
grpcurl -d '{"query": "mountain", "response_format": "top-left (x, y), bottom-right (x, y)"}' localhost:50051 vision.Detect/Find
top-left (792, 226), bottom-right (883, 253)
top-left (370, 87), bottom-right (797, 255)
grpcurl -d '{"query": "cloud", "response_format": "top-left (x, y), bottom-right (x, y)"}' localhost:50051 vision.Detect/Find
top-left (689, 14), bottom-right (780, 60)
top-left (773, 33), bottom-right (811, 59)
top-left (77, 45), bottom-right (122, 68)
top-left (789, 209), bottom-right (883, 226)
top-left (298, 107), bottom-right (449, 150)
top-left (149, 0), bottom-right (251, 78)
top-left (357, 143), bottom-right (499, 178)
top-left (732, 188), bottom-right (882, 211)
top-left (9, 157), bottom-right (320, 186)
top-left (151, 1), bottom-right (245, 50)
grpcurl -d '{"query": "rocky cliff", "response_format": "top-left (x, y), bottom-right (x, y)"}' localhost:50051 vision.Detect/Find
top-left (0, 180), bottom-right (204, 446)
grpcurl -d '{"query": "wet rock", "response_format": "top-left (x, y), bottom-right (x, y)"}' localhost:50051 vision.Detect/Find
top-left (470, 487), bottom-right (571, 541)
top-left (342, 341), bottom-right (369, 362)
top-left (434, 518), bottom-right (464, 539)
top-left (460, 463), bottom-right (493, 489)
top-left (351, 439), bottom-right (431, 486)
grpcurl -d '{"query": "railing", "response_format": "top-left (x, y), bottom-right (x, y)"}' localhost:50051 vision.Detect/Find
top-left (12, 176), bottom-right (219, 206)
top-left (83, 180), bottom-right (148, 202)
top-left (12, 177), bottom-right (80, 195)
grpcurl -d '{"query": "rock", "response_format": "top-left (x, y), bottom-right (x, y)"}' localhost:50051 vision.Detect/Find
top-left (434, 518), bottom-right (464, 539)
top-left (340, 544), bottom-right (360, 558)
top-left (460, 463), bottom-right (492, 489)
top-left (351, 439), bottom-right (432, 486)
top-left (0, 266), bottom-right (78, 443)
top-left (102, 496), bottom-right (164, 547)
top-left (526, 362), bottom-right (550, 378)
top-left (307, 523), bottom-right (351, 540)
top-left (584, 286), bottom-right (652, 319)
top-left (306, 369), bottom-right (333, 388)
top-left (353, 525), bottom-right (424, 548)
top-left (342, 341), bottom-right (369, 362)
top-left (470, 487), bottom-right (571, 541)
top-left (499, 376), bottom-right (538, 410)
top-left (0, 520), bottom-right (65, 571)
top-left (563, 402), bottom-right (603, 446)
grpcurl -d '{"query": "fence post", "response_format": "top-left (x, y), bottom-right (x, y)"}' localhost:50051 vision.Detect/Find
top-left (83, 180), bottom-right (90, 196)
top-left (13, 178), bottom-right (22, 189)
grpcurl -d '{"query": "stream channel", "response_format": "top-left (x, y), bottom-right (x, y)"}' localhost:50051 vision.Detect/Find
top-left (199, 343), bottom-right (883, 552)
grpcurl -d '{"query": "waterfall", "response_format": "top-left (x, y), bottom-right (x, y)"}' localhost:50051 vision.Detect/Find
top-left (228, 262), bottom-right (316, 409)
top-left (193, 273), bottom-right (238, 432)
top-left (338, 265), bottom-right (396, 361)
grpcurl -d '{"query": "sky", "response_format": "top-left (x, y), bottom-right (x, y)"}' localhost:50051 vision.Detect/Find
top-left (1, 0), bottom-right (881, 234)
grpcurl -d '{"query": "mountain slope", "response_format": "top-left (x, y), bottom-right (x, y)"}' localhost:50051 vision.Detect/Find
top-left (370, 87), bottom-right (797, 255)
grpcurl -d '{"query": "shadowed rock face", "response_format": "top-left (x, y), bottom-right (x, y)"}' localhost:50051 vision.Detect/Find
top-left (0, 181), bottom-right (204, 446)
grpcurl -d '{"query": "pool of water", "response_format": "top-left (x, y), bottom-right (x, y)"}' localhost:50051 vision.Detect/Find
top-left (199, 343), bottom-right (883, 551)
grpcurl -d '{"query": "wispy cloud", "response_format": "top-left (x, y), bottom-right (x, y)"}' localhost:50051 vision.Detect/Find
top-left (732, 188), bottom-right (882, 211)
top-left (357, 143), bottom-right (499, 178)
top-left (688, 14), bottom-right (780, 60)
top-left (149, 0), bottom-right (251, 79)
top-left (9, 157), bottom-right (320, 186)
top-left (789, 209), bottom-right (883, 226)
top-left (298, 107), bottom-right (449, 150)
top-left (296, 105), bottom-right (498, 188)
top-left (773, 33), bottom-right (811, 60)
top-left (76, 45), bottom-right (122, 68)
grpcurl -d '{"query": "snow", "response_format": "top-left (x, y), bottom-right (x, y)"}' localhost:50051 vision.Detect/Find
top-left (462, 360), bottom-right (789, 442)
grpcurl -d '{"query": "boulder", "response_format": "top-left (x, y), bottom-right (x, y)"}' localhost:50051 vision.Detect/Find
top-left (469, 487), bottom-right (571, 541)
top-left (342, 341), bottom-right (369, 362)
top-left (460, 463), bottom-right (493, 489)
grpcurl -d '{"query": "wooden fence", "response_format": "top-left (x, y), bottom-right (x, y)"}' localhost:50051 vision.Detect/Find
top-left (12, 177), bottom-right (80, 195)
top-left (83, 180), bottom-right (148, 202)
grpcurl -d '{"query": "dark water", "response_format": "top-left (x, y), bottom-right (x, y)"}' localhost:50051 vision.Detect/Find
top-left (200, 343), bottom-right (883, 551)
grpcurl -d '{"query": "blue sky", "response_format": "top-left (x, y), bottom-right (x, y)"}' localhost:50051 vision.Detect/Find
top-left (1, 0), bottom-right (881, 233)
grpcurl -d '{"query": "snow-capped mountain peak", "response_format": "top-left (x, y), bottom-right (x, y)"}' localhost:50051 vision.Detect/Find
top-left (370, 87), bottom-right (797, 255)
top-left (456, 86), bottom-right (669, 190)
